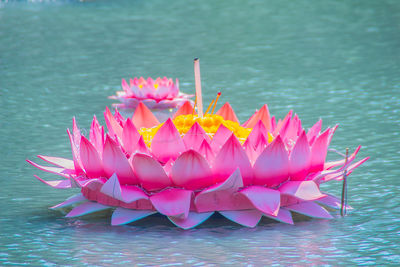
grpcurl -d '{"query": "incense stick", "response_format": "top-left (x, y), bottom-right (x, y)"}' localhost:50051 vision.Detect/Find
top-left (341, 148), bottom-right (349, 216)
top-left (194, 58), bottom-right (203, 117)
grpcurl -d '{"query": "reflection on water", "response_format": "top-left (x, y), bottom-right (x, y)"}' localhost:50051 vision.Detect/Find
top-left (1, 0), bottom-right (399, 265)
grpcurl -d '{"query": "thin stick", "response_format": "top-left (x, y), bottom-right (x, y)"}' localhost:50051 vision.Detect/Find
top-left (204, 99), bottom-right (215, 115)
top-left (194, 58), bottom-right (203, 117)
top-left (341, 148), bottom-right (349, 217)
top-left (211, 92), bottom-right (222, 115)
top-left (192, 95), bottom-right (197, 116)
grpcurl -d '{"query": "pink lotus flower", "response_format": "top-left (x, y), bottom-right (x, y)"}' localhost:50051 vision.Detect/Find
top-left (27, 102), bottom-right (368, 229)
top-left (109, 77), bottom-right (193, 109)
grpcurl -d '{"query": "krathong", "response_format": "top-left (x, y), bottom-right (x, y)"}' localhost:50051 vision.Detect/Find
top-left (27, 59), bottom-right (368, 229)
top-left (109, 77), bottom-right (193, 109)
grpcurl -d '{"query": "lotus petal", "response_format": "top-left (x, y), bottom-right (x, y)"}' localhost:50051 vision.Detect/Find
top-left (263, 207), bottom-right (294, 224)
top-left (171, 150), bottom-right (213, 190)
top-left (26, 160), bottom-right (73, 178)
top-left (213, 134), bottom-right (253, 185)
top-left (131, 153), bottom-right (172, 191)
top-left (131, 102), bottom-right (159, 129)
top-left (289, 130), bottom-right (311, 181)
top-left (198, 139), bottom-right (215, 162)
top-left (121, 78), bottom-right (133, 94)
top-left (37, 155), bottom-right (74, 170)
top-left (279, 180), bottom-right (325, 201)
top-left (324, 146), bottom-right (361, 170)
top-left (253, 135), bottom-right (289, 187)
top-left (243, 104), bottom-right (272, 132)
top-left (210, 124), bottom-right (232, 153)
top-left (134, 135), bottom-right (150, 155)
top-left (173, 101), bottom-right (195, 119)
top-left (111, 208), bottom-right (156, 226)
top-left (67, 129), bottom-right (84, 174)
top-left (219, 210), bottom-right (262, 228)
top-left (169, 211), bottom-right (214, 230)
top-left (215, 102), bottom-right (240, 123)
top-left (245, 120), bottom-right (269, 148)
top-left (150, 188), bottom-right (192, 218)
top-left (33, 175), bottom-right (71, 189)
top-left (102, 135), bottom-right (137, 185)
top-left (100, 173), bottom-right (148, 203)
top-left (307, 119), bottom-right (322, 146)
top-left (322, 157), bottom-right (369, 183)
top-left (50, 193), bottom-right (87, 209)
top-left (239, 186), bottom-right (280, 216)
top-left (80, 136), bottom-right (104, 178)
top-left (66, 202), bottom-right (110, 218)
top-left (72, 117), bottom-right (81, 145)
top-left (151, 118), bottom-right (185, 163)
top-left (316, 193), bottom-right (352, 210)
top-left (89, 115), bottom-right (104, 155)
top-left (104, 106), bottom-right (123, 140)
top-left (309, 129), bottom-right (330, 173)
top-left (122, 118), bottom-right (141, 155)
top-left (274, 110), bottom-right (293, 137)
top-left (182, 122), bottom-right (211, 150)
top-left (286, 201), bottom-right (333, 219)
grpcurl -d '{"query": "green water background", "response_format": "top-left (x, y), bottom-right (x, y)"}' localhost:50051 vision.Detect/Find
top-left (0, 0), bottom-right (399, 265)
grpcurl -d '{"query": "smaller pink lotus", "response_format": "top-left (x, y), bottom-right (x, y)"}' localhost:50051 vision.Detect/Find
top-left (109, 77), bottom-right (193, 110)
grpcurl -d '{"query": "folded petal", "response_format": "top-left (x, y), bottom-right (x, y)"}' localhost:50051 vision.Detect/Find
top-left (243, 104), bottom-right (272, 133)
top-left (215, 102), bottom-right (240, 123)
top-left (289, 130), bottom-right (311, 181)
top-left (80, 136), bottom-right (104, 178)
top-left (198, 139), bottom-right (215, 162)
top-left (130, 153), bottom-right (172, 191)
top-left (111, 208), bottom-right (156, 226)
top-left (122, 118), bottom-right (141, 155)
top-left (307, 119), bottom-right (322, 146)
top-left (274, 110), bottom-right (293, 138)
top-left (50, 193), bottom-right (87, 209)
top-left (33, 175), bottom-right (71, 189)
top-left (102, 135), bottom-right (137, 184)
top-left (253, 135), bottom-right (289, 187)
top-left (309, 129), bottom-right (330, 173)
top-left (104, 106), bottom-right (123, 140)
top-left (279, 180), bottom-right (325, 201)
top-left (67, 129), bottom-right (84, 174)
top-left (210, 124), bottom-right (232, 154)
top-left (150, 188), bottom-right (192, 218)
top-left (100, 173), bottom-right (148, 203)
top-left (89, 115), bottom-right (105, 155)
top-left (151, 118), bottom-right (185, 163)
top-left (316, 193), bottom-right (352, 210)
top-left (212, 134), bottom-right (253, 185)
top-left (173, 101), bottom-right (195, 119)
top-left (26, 160), bottom-right (73, 178)
top-left (263, 207), bottom-right (294, 224)
top-left (171, 150), bottom-right (213, 190)
top-left (219, 210), bottom-right (262, 228)
top-left (285, 201), bottom-right (333, 219)
top-left (168, 211), bottom-right (214, 230)
top-left (37, 155), bottom-right (74, 170)
top-left (131, 102), bottom-right (159, 129)
top-left (239, 186), bottom-right (280, 216)
top-left (182, 122), bottom-right (211, 150)
top-left (66, 202), bottom-right (110, 218)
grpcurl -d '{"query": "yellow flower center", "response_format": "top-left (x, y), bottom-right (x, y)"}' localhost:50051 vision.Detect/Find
top-left (138, 114), bottom-right (274, 147)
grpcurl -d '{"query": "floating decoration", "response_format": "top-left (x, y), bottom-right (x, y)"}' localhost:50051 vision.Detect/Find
top-left (109, 76), bottom-right (193, 110)
top-left (28, 59), bottom-right (368, 229)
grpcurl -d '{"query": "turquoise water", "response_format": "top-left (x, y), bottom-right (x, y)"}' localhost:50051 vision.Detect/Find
top-left (1, 0), bottom-right (399, 265)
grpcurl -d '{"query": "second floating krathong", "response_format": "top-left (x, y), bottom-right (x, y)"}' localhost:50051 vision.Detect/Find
top-left (28, 59), bottom-right (368, 229)
top-left (109, 76), bottom-right (193, 110)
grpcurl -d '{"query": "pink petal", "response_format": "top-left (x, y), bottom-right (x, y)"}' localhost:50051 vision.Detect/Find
top-left (100, 173), bottom-right (148, 203)
top-left (150, 188), bottom-right (192, 218)
top-left (134, 135), bottom-right (151, 155)
top-left (215, 102), bottom-right (240, 123)
top-left (210, 124), bottom-right (232, 154)
top-left (66, 202), bottom-right (110, 218)
top-left (219, 210), bottom-right (262, 228)
top-left (263, 207), bottom-right (294, 224)
top-left (33, 175), bottom-right (71, 189)
top-left (173, 101), bottom-right (195, 119)
top-left (131, 102), bottom-right (159, 129)
top-left (67, 129), bottom-right (84, 174)
top-left (198, 139), bottom-right (215, 162)
top-left (253, 135), bottom-right (290, 187)
top-left (122, 118), bottom-right (140, 155)
top-left (243, 104), bottom-right (272, 132)
top-left (102, 135), bottom-right (137, 185)
top-left (72, 117), bottom-right (81, 145)
top-left (182, 122), bottom-right (211, 150)
top-left (104, 106), bottom-right (123, 140)
top-left (163, 158), bottom-right (174, 176)
top-left (279, 180), bottom-right (325, 201)
top-left (286, 201), bottom-right (333, 219)
top-left (273, 110), bottom-right (293, 137)
top-left (26, 160), bottom-right (73, 178)
top-left (316, 193), bottom-right (352, 210)
top-left (170, 150), bottom-right (213, 190)
top-left (307, 119), bottom-right (322, 146)
top-left (37, 155), bottom-right (74, 170)
top-left (309, 129), bottom-right (330, 173)
top-left (50, 194), bottom-right (87, 209)
top-left (80, 136), bottom-right (104, 178)
top-left (239, 186), bottom-right (280, 216)
top-left (89, 115), bottom-right (104, 155)
top-left (168, 211), bottom-right (214, 229)
top-left (289, 130), bottom-right (311, 181)
top-left (245, 120), bottom-right (269, 147)
top-left (324, 145), bottom-right (361, 170)
top-left (111, 208), bottom-right (156, 226)
top-left (121, 78), bottom-right (132, 94)
top-left (151, 118), bottom-right (185, 163)
top-left (130, 153), bottom-right (172, 191)
top-left (212, 134), bottom-right (253, 186)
